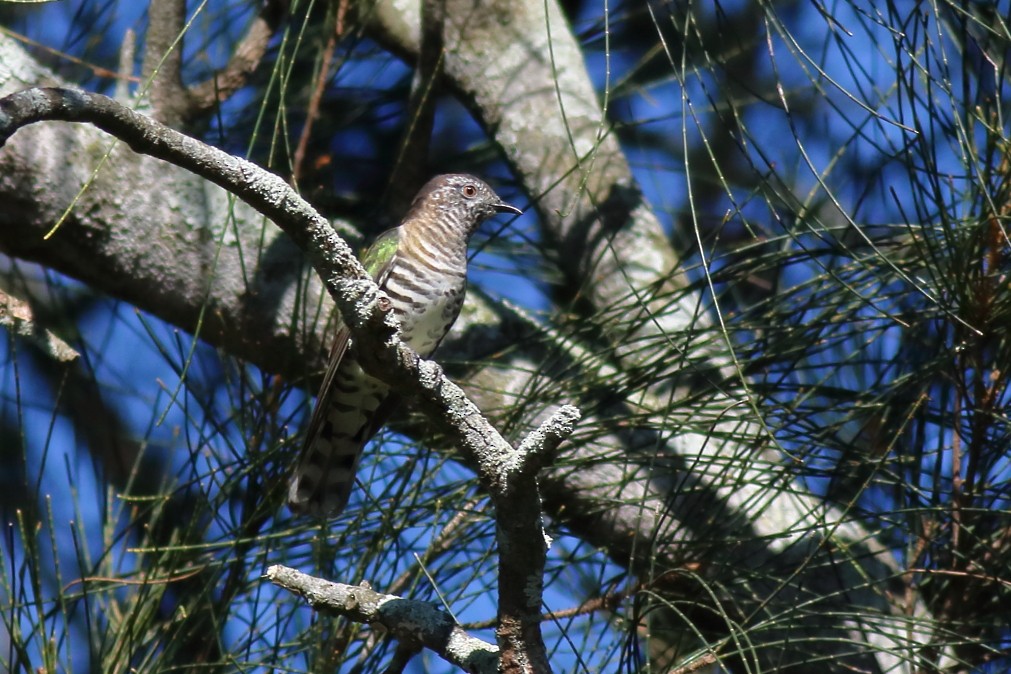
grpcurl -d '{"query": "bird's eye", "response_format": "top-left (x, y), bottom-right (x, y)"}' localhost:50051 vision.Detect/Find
top-left (462, 184), bottom-right (478, 198)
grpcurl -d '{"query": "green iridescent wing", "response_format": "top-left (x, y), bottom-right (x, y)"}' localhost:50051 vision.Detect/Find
top-left (360, 226), bottom-right (401, 280)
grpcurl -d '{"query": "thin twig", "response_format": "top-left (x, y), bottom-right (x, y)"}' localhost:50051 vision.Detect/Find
top-left (293, 0), bottom-right (346, 183)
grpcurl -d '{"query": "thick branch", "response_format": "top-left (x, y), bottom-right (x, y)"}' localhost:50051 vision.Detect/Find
top-left (140, 0), bottom-right (188, 125)
top-left (381, 0), bottom-right (445, 215)
top-left (0, 87), bottom-right (365, 296)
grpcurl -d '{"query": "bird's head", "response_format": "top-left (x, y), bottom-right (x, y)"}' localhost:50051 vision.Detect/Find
top-left (409, 174), bottom-right (522, 231)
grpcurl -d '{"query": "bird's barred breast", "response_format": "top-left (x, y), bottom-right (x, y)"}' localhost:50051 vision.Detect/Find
top-left (383, 259), bottom-right (466, 358)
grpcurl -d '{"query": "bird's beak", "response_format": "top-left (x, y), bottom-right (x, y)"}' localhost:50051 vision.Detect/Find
top-left (494, 201), bottom-right (523, 216)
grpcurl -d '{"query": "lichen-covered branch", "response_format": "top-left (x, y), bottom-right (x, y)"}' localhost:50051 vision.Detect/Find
top-left (265, 565), bottom-right (499, 674)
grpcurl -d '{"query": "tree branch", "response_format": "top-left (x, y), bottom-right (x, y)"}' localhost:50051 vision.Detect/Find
top-left (140, 0), bottom-right (287, 125)
top-left (0, 286), bottom-right (77, 363)
top-left (184, 0), bottom-right (288, 120)
top-left (266, 565), bottom-right (499, 674)
top-left (140, 0), bottom-right (188, 125)
top-left (381, 0), bottom-right (445, 215)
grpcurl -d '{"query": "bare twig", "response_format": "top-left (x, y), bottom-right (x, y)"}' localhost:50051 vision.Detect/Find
top-left (467, 577), bottom-right (637, 631)
top-left (266, 565), bottom-right (498, 674)
top-left (293, 0), bottom-right (346, 183)
top-left (387, 498), bottom-right (483, 597)
top-left (670, 653), bottom-right (719, 674)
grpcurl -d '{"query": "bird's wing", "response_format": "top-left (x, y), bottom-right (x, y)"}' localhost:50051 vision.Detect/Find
top-left (300, 226), bottom-right (401, 453)
top-left (361, 226), bottom-right (401, 283)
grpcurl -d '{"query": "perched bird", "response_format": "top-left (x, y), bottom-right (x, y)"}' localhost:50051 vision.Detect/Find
top-left (288, 174), bottom-right (522, 517)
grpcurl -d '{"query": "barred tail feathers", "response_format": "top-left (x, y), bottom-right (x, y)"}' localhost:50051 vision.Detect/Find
top-left (288, 360), bottom-right (389, 518)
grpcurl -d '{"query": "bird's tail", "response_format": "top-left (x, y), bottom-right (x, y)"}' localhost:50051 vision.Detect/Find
top-left (288, 434), bottom-right (366, 518)
top-left (288, 360), bottom-right (391, 518)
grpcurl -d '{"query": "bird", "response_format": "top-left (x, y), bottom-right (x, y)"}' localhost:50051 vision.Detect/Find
top-left (288, 174), bottom-right (522, 518)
